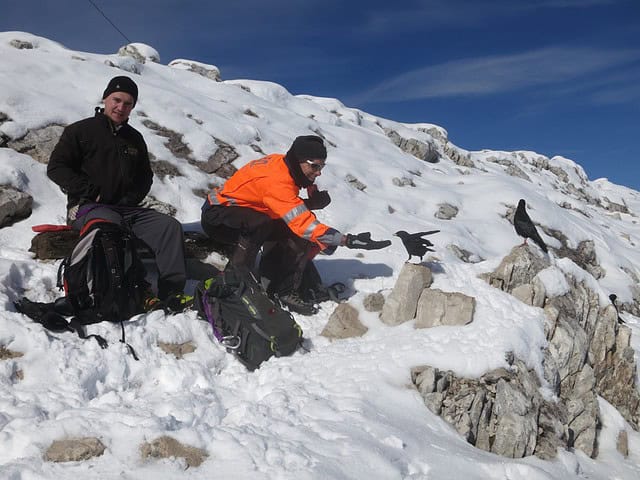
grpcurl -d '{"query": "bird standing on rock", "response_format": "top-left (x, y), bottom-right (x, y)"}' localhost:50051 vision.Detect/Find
top-left (514, 199), bottom-right (548, 253)
top-left (394, 230), bottom-right (440, 262)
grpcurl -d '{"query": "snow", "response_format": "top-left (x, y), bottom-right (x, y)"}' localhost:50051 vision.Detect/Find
top-left (1, 31), bottom-right (639, 479)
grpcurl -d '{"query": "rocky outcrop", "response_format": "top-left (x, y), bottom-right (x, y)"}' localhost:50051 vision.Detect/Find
top-left (412, 359), bottom-right (564, 459)
top-left (3, 124), bottom-right (64, 163)
top-left (345, 174), bottom-right (367, 191)
top-left (118, 43), bottom-right (160, 64)
top-left (384, 128), bottom-right (439, 163)
top-left (380, 264), bottom-right (432, 326)
top-left (44, 437), bottom-right (106, 462)
top-left (321, 303), bottom-right (368, 339)
top-left (413, 244), bottom-right (639, 460)
top-left (140, 436), bottom-right (208, 468)
top-left (415, 289), bottom-right (475, 328)
top-left (434, 203), bottom-right (458, 220)
top-left (200, 138), bottom-right (239, 178)
top-left (169, 59), bottom-right (221, 81)
top-left (0, 185), bottom-right (33, 227)
top-left (158, 341), bottom-right (197, 359)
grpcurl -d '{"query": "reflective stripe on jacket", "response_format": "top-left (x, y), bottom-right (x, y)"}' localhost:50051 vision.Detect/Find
top-left (207, 154), bottom-right (333, 248)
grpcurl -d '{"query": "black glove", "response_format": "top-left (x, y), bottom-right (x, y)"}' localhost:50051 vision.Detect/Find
top-left (304, 189), bottom-right (331, 210)
top-left (345, 232), bottom-right (392, 250)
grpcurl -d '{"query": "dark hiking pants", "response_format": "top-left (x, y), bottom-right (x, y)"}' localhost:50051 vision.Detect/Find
top-left (73, 204), bottom-right (186, 299)
top-left (201, 205), bottom-right (313, 295)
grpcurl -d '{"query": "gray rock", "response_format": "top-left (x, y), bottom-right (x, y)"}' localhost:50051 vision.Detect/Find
top-left (345, 174), bottom-right (367, 191)
top-left (168, 59), bottom-right (221, 81)
top-left (140, 436), bottom-right (208, 467)
top-left (321, 303), bottom-right (368, 339)
top-left (0, 346), bottom-right (23, 360)
top-left (617, 430), bottom-right (629, 457)
top-left (44, 437), bottom-right (106, 462)
top-left (10, 39), bottom-right (34, 49)
top-left (380, 264), bottom-right (432, 325)
top-left (485, 245), bottom-right (549, 293)
top-left (363, 292), bottom-right (385, 312)
top-left (0, 185), bottom-right (33, 227)
top-left (414, 289), bottom-right (475, 328)
top-left (434, 203), bottom-right (458, 220)
top-left (201, 139), bottom-right (239, 178)
top-left (385, 129), bottom-right (440, 163)
top-left (118, 43), bottom-right (160, 63)
top-left (6, 124), bottom-right (64, 163)
top-left (158, 341), bottom-right (196, 359)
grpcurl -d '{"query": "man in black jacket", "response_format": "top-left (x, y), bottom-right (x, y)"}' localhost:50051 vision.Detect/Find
top-left (47, 76), bottom-right (187, 309)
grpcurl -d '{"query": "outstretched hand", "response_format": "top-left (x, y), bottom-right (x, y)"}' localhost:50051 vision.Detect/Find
top-left (345, 232), bottom-right (392, 250)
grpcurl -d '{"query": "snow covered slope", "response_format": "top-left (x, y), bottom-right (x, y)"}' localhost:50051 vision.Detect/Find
top-left (0, 32), bottom-right (638, 479)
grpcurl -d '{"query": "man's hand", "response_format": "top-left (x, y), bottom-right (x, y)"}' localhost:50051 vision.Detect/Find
top-left (304, 187), bottom-right (331, 210)
top-left (345, 232), bottom-right (392, 250)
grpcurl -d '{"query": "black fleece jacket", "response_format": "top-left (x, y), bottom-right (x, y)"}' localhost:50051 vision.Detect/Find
top-left (47, 110), bottom-right (153, 210)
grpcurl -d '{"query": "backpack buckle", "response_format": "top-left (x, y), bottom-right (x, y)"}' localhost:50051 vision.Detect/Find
top-left (221, 335), bottom-right (241, 350)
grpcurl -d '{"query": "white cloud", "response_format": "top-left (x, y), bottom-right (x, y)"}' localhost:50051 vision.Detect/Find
top-left (356, 46), bottom-right (640, 103)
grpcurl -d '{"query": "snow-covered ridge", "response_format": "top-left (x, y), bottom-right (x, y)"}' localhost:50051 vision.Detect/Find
top-left (1, 32), bottom-right (639, 479)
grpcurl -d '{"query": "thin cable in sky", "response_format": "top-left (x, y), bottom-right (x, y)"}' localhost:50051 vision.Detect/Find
top-left (86, 0), bottom-right (133, 44)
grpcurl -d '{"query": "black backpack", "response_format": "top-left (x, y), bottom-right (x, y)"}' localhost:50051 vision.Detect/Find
top-left (57, 220), bottom-right (147, 325)
top-left (194, 266), bottom-right (303, 370)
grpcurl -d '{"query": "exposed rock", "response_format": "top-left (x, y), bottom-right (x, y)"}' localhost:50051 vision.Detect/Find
top-left (149, 157), bottom-right (182, 179)
top-left (380, 264), bottom-right (432, 326)
top-left (199, 138), bottom-right (239, 178)
top-left (140, 435), bottom-right (208, 468)
top-left (0, 185), bottom-right (33, 227)
top-left (443, 143), bottom-right (474, 168)
top-left (168, 59), bottom-right (221, 81)
top-left (617, 430), bottom-right (629, 457)
top-left (415, 289), bottom-right (475, 328)
top-left (434, 203), bottom-right (458, 220)
top-left (363, 292), bottom-right (385, 312)
top-left (118, 43), bottom-right (160, 63)
top-left (484, 245), bottom-right (549, 293)
top-left (142, 120), bottom-right (194, 161)
top-left (345, 174), bottom-right (367, 191)
top-left (412, 359), bottom-right (560, 459)
top-left (448, 244), bottom-right (484, 264)
top-left (392, 177), bottom-right (415, 187)
top-left (321, 303), bottom-right (368, 339)
top-left (140, 196), bottom-right (177, 217)
top-left (0, 346), bottom-right (23, 360)
top-left (10, 39), bottom-right (34, 49)
top-left (544, 228), bottom-right (605, 279)
top-left (158, 341), bottom-right (197, 359)
top-left (385, 129), bottom-right (439, 163)
top-left (6, 124), bottom-right (64, 163)
top-left (44, 437), bottom-right (106, 462)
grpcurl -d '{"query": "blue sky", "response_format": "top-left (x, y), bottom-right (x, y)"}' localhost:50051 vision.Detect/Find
top-left (2, 0), bottom-right (639, 190)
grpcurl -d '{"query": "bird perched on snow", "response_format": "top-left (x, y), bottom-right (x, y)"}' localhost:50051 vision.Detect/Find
top-left (394, 230), bottom-right (440, 262)
top-left (514, 199), bottom-right (548, 253)
top-left (609, 294), bottom-right (626, 325)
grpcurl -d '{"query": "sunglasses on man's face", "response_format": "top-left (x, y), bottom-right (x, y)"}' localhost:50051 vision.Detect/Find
top-left (305, 160), bottom-right (325, 172)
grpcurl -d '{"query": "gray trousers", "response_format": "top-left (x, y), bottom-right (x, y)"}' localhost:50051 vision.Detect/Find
top-left (73, 204), bottom-right (186, 299)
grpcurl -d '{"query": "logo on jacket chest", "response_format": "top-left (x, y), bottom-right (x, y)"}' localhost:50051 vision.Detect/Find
top-left (124, 146), bottom-right (139, 157)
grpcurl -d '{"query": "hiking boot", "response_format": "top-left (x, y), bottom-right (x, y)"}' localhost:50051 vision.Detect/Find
top-left (143, 292), bottom-right (164, 312)
top-left (165, 293), bottom-right (194, 313)
top-left (278, 292), bottom-right (318, 316)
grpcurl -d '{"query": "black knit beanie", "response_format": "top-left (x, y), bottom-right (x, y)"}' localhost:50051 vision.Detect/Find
top-left (102, 76), bottom-right (138, 105)
top-left (287, 135), bottom-right (327, 162)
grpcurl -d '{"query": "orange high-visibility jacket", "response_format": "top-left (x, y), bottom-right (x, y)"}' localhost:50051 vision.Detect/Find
top-left (207, 154), bottom-right (337, 249)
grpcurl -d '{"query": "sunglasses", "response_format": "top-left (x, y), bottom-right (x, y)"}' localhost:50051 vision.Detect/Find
top-left (305, 160), bottom-right (325, 172)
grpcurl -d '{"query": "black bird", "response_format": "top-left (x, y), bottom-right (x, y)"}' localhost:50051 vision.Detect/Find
top-left (394, 230), bottom-right (440, 262)
top-left (514, 199), bottom-right (548, 253)
top-left (609, 294), bottom-right (626, 325)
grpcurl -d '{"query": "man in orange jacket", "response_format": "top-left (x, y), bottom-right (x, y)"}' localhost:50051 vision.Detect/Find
top-left (201, 135), bottom-right (389, 314)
